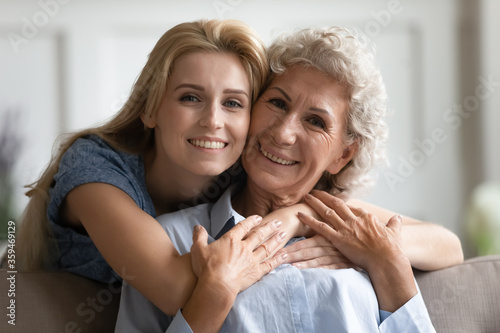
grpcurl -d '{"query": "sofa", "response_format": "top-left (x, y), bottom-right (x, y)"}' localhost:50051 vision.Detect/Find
top-left (1, 255), bottom-right (499, 332)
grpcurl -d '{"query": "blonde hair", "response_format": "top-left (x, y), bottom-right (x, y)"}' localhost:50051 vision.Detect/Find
top-left (17, 19), bottom-right (269, 271)
top-left (267, 26), bottom-right (388, 198)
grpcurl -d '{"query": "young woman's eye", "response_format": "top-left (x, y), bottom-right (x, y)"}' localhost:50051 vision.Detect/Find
top-left (268, 98), bottom-right (287, 110)
top-left (308, 117), bottom-right (326, 129)
top-left (180, 94), bottom-right (199, 102)
top-left (224, 100), bottom-right (242, 108)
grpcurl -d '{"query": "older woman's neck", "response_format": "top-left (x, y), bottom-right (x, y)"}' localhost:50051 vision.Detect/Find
top-left (232, 180), bottom-right (305, 217)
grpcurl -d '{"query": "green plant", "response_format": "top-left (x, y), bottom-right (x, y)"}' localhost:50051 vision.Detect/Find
top-left (0, 109), bottom-right (23, 239)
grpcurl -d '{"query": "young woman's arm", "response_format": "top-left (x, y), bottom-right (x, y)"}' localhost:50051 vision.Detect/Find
top-left (64, 183), bottom-right (291, 316)
top-left (277, 192), bottom-right (463, 271)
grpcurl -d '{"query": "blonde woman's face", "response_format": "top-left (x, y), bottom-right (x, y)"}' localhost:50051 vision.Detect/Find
top-left (242, 66), bottom-right (354, 198)
top-left (145, 52), bottom-right (251, 178)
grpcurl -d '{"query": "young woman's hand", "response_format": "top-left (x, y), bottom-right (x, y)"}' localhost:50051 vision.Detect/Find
top-left (281, 235), bottom-right (356, 270)
top-left (190, 215), bottom-right (288, 297)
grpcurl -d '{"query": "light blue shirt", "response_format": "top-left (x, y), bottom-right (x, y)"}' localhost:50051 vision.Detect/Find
top-left (115, 187), bottom-right (435, 333)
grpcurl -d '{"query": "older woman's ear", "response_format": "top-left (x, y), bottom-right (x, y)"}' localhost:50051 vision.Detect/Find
top-left (326, 141), bottom-right (358, 175)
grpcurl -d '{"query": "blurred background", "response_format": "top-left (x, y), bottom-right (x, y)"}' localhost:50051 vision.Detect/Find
top-left (1, 0), bottom-right (499, 258)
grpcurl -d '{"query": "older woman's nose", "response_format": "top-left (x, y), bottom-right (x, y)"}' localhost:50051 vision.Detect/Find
top-left (198, 102), bottom-right (223, 130)
top-left (270, 115), bottom-right (297, 146)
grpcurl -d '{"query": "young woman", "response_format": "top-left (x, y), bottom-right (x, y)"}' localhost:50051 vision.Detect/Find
top-left (16, 19), bottom-right (288, 313)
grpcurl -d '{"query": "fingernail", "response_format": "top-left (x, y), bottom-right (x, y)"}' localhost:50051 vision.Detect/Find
top-left (297, 212), bottom-right (305, 219)
top-left (274, 220), bottom-right (282, 228)
top-left (304, 194), bottom-right (313, 200)
top-left (255, 215), bottom-right (263, 223)
top-left (281, 253), bottom-right (288, 261)
top-left (279, 231), bottom-right (287, 239)
top-left (293, 262), bottom-right (302, 268)
top-left (396, 215), bottom-right (402, 222)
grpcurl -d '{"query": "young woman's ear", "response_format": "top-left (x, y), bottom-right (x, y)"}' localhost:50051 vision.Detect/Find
top-left (141, 112), bottom-right (156, 129)
top-left (326, 141), bottom-right (358, 175)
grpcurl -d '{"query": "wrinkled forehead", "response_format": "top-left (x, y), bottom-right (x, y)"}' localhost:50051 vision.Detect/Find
top-left (269, 64), bottom-right (351, 98)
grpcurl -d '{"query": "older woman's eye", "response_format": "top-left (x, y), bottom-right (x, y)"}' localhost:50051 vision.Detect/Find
top-left (308, 117), bottom-right (326, 129)
top-left (180, 94), bottom-right (200, 102)
top-left (268, 98), bottom-right (287, 110)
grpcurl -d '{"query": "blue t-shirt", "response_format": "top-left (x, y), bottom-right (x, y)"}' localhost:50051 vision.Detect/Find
top-left (47, 135), bottom-right (156, 283)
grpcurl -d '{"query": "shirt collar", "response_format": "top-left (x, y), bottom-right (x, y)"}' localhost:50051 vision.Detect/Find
top-left (210, 185), bottom-right (244, 237)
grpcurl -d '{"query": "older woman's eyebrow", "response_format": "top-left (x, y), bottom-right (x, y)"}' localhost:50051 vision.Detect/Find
top-left (310, 107), bottom-right (334, 117)
top-left (268, 87), bottom-right (292, 102)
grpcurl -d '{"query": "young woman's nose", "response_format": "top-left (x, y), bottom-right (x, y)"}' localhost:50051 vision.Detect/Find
top-left (198, 102), bottom-right (223, 130)
top-left (269, 114), bottom-right (297, 146)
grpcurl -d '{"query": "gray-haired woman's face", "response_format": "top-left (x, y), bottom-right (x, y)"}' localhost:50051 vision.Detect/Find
top-left (242, 66), bottom-right (355, 198)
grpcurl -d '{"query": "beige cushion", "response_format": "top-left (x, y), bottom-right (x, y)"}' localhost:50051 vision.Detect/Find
top-left (0, 270), bottom-right (120, 332)
top-left (415, 255), bottom-right (500, 332)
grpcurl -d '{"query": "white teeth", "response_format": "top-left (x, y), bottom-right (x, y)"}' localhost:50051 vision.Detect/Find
top-left (260, 147), bottom-right (296, 165)
top-left (189, 140), bottom-right (226, 149)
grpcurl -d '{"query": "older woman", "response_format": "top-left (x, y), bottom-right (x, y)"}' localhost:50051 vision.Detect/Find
top-left (114, 26), bottom-right (447, 332)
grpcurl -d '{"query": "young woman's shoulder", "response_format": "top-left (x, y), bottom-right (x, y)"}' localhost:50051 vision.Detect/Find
top-left (48, 134), bottom-right (154, 227)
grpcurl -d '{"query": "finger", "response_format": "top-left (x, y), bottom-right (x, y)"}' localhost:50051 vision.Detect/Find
top-left (309, 190), bottom-right (358, 223)
top-left (348, 206), bottom-right (368, 217)
top-left (228, 215), bottom-right (262, 239)
top-left (243, 220), bottom-right (282, 248)
top-left (292, 256), bottom-right (354, 269)
top-left (297, 212), bottom-right (338, 243)
top-left (386, 215), bottom-right (402, 234)
top-left (192, 225), bottom-right (208, 248)
top-left (253, 230), bottom-right (287, 261)
top-left (282, 236), bottom-right (330, 254)
top-left (284, 246), bottom-right (341, 264)
top-left (318, 262), bottom-right (359, 270)
top-left (259, 250), bottom-right (288, 275)
top-left (303, 194), bottom-right (343, 230)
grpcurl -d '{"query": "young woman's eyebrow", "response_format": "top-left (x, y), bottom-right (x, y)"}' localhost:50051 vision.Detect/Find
top-left (174, 85), bottom-right (248, 98)
top-left (223, 89), bottom-right (249, 98)
top-left (175, 83), bottom-right (204, 91)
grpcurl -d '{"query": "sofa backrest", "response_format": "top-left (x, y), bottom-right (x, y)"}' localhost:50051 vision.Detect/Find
top-left (1, 255), bottom-right (499, 332)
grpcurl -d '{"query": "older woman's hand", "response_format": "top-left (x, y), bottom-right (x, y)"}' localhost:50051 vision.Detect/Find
top-left (298, 190), bottom-right (404, 272)
top-left (190, 216), bottom-right (288, 298)
top-left (298, 190), bottom-right (418, 312)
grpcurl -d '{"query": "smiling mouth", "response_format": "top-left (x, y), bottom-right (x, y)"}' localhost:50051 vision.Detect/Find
top-left (189, 139), bottom-right (227, 149)
top-left (259, 145), bottom-right (297, 166)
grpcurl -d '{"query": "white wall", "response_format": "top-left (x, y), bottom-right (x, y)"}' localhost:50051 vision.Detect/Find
top-left (1, 0), bottom-right (497, 249)
top-left (482, 0), bottom-right (500, 182)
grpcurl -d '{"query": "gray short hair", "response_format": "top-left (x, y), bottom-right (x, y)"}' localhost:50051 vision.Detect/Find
top-left (267, 26), bottom-right (389, 198)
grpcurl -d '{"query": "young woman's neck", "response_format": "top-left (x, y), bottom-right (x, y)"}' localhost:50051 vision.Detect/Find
top-left (143, 148), bottom-right (215, 216)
